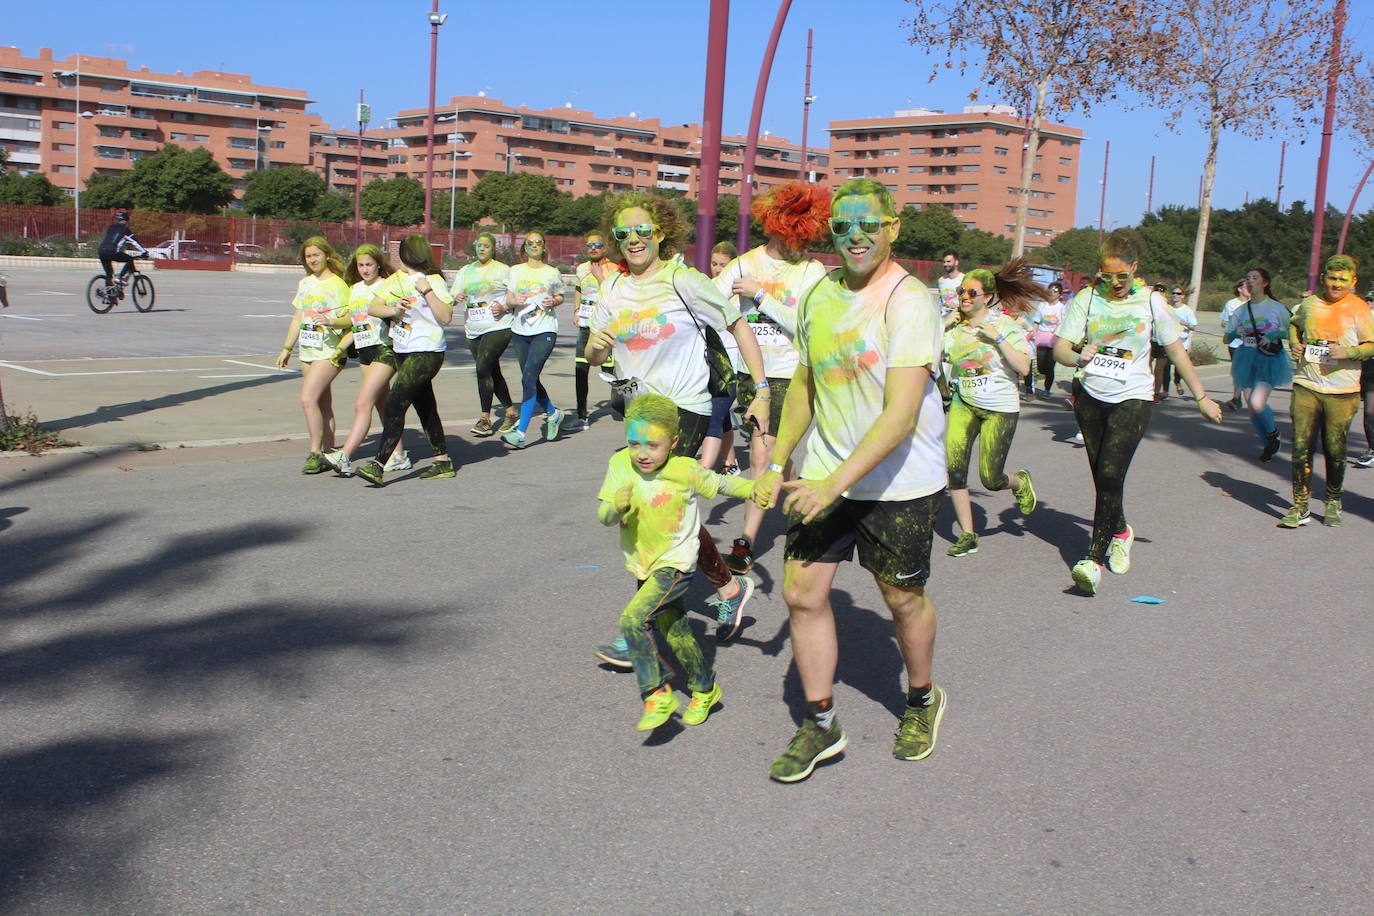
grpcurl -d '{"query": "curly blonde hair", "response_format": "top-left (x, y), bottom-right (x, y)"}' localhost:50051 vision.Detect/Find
top-left (601, 191), bottom-right (688, 262)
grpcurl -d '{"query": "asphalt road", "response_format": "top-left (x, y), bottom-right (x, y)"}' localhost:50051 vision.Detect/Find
top-left (2, 264), bottom-right (1373, 914)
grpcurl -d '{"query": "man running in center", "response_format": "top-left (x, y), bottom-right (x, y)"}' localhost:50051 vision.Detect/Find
top-left (755, 178), bottom-right (948, 783)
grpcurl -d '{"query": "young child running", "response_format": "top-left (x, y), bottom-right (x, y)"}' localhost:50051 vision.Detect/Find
top-left (597, 394), bottom-right (756, 730)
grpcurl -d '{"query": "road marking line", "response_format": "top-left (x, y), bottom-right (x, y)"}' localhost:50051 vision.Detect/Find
top-left (223, 359), bottom-right (294, 373)
top-left (0, 360), bottom-right (221, 377)
top-left (0, 360), bottom-right (57, 375)
top-left (38, 291), bottom-right (77, 296)
top-left (0, 314), bottom-right (44, 321)
top-left (198, 373), bottom-right (273, 378)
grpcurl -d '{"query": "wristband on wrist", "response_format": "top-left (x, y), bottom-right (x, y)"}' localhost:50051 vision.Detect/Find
top-left (995, 332), bottom-right (1008, 345)
top-left (753, 289), bottom-right (765, 304)
top-left (767, 462), bottom-right (785, 474)
top-left (756, 379), bottom-right (770, 388)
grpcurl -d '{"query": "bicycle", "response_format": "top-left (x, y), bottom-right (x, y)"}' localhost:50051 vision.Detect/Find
top-left (87, 258), bottom-right (155, 314)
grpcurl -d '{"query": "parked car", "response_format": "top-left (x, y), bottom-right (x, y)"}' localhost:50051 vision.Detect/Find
top-left (227, 243), bottom-right (264, 260)
top-left (146, 239), bottom-right (226, 261)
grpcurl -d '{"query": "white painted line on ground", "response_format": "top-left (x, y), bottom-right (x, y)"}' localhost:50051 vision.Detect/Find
top-left (199, 373), bottom-right (272, 378)
top-left (0, 360), bottom-right (221, 377)
top-left (38, 291), bottom-right (77, 296)
top-left (0, 360), bottom-right (57, 375)
top-left (242, 314), bottom-right (291, 318)
top-left (222, 358), bottom-right (294, 373)
top-left (0, 314), bottom-right (44, 321)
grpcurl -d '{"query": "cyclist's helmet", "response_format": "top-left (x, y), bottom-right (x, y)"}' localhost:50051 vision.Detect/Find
top-left (114, 210), bottom-right (130, 222)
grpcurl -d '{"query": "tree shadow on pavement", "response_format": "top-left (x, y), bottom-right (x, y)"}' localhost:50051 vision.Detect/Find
top-left (0, 505), bottom-right (28, 533)
top-left (42, 373), bottom-right (295, 433)
top-left (0, 731), bottom-right (227, 912)
top-left (1199, 470), bottom-right (1288, 519)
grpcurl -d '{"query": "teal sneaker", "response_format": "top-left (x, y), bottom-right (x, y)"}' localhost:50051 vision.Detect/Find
top-left (636, 687), bottom-right (680, 731)
top-left (769, 718), bottom-right (847, 783)
top-left (947, 532), bottom-right (979, 557)
top-left (893, 685), bottom-right (947, 760)
top-left (544, 408), bottom-right (565, 442)
top-left (593, 637), bottom-right (633, 669)
top-left (1013, 469), bottom-right (1037, 515)
top-left (681, 682), bottom-right (722, 726)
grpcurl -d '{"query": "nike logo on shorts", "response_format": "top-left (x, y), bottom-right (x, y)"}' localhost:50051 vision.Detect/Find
top-left (895, 569), bottom-right (925, 580)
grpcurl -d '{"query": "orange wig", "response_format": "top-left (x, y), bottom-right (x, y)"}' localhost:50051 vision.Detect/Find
top-left (751, 181), bottom-right (832, 251)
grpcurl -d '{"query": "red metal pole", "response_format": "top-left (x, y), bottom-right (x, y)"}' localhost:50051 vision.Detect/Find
top-left (1097, 140), bottom-right (1109, 245)
top-left (423, 1), bottom-right (442, 238)
top-left (1277, 140), bottom-right (1286, 210)
top-left (355, 89), bottom-right (364, 249)
top-left (1146, 154), bottom-right (1155, 214)
top-left (696, 0), bottom-right (730, 272)
top-left (1337, 159), bottom-right (1374, 254)
top-left (1308, 0), bottom-right (1347, 290)
top-left (737, 0), bottom-right (794, 258)
top-left (798, 28), bottom-right (813, 181)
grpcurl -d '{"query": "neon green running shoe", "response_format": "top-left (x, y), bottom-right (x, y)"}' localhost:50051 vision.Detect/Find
top-left (354, 460), bottom-right (385, 487)
top-left (419, 458), bottom-right (455, 479)
top-left (1106, 524), bottom-right (1134, 575)
top-left (947, 532), bottom-right (979, 557)
top-left (893, 685), bottom-right (947, 760)
top-left (1013, 468), bottom-right (1037, 515)
top-left (1277, 506), bottom-right (1310, 528)
top-left (681, 682), bottom-right (722, 726)
top-left (1323, 499), bottom-right (1342, 527)
top-left (301, 452), bottom-right (329, 475)
top-left (1071, 558), bottom-right (1102, 595)
top-left (635, 688), bottom-right (680, 731)
top-left (769, 718), bottom-right (847, 783)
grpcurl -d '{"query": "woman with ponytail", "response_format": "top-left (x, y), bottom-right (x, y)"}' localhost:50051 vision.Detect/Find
top-left (942, 258), bottom-right (1043, 557)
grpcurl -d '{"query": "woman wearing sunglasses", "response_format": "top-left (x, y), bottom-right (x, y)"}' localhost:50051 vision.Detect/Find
top-left (1052, 230), bottom-right (1221, 595)
top-left (569, 232), bottom-right (621, 431)
top-left (1153, 287), bottom-right (1198, 399)
top-left (585, 191), bottom-right (771, 658)
top-left (713, 181), bottom-right (832, 582)
top-left (454, 231), bottom-right (518, 438)
top-left (943, 260), bottom-right (1045, 558)
top-left (503, 231), bottom-right (567, 448)
top-left (1223, 267), bottom-right (1290, 462)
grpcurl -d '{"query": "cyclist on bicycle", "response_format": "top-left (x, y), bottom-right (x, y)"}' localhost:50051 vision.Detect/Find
top-left (98, 210), bottom-right (147, 285)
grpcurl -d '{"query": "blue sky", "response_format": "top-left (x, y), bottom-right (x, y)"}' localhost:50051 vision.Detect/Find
top-left (10, 1), bottom-right (1373, 231)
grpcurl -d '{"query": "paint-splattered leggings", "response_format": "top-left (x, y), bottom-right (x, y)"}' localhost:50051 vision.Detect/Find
top-left (946, 395), bottom-right (1018, 492)
top-left (1290, 384), bottom-right (1360, 510)
top-left (1072, 382), bottom-right (1152, 564)
top-left (375, 350), bottom-right (446, 462)
top-left (621, 568), bottom-right (714, 697)
top-left (466, 328), bottom-right (513, 414)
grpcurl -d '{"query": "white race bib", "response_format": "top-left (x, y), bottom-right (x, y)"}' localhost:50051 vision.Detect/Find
top-left (1240, 335), bottom-right (1258, 348)
top-left (1085, 347), bottom-right (1131, 381)
top-left (299, 325), bottom-right (324, 349)
top-left (956, 372), bottom-right (991, 394)
top-left (1304, 343), bottom-right (1331, 365)
top-left (466, 306), bottom-right (493, 325)
top-left (750, 319), bottom-right (786, 345)
top-left (578, 304), bottom-right (595, 321)
top-left (392, 322), bottom-right (411, 346)
top-left (352, 319), bottom-right (380, 349)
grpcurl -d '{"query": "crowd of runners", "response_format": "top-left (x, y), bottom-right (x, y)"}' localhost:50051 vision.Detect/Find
top-left (271, 179), bottom-right (1374, 782)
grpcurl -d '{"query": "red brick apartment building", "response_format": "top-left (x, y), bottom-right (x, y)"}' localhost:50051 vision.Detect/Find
top-left (381, 95), bottom-right (829, 199)
top-left (828, 106), bottom-right (1083, 242)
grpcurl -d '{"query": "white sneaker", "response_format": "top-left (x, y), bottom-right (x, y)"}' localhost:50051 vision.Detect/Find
top-left (384, 450), bottom-right (412, 472)
top-left (334, 456), bottom-right (353, 477)
top-left (1355, 453), bottom-right (1374, 468)
top-left (1070, 431), bottom-right (1084, 445)
top-left (1071, 558), bottom-right (1102, 595)
top-left (1106, 524), bottom-right (1134, 575)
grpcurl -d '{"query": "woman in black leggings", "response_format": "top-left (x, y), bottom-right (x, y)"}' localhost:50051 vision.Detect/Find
top-left (1052, 230), bottom-right (1220, 595)
top-left (454, 232), bottom-right (517, 437)
top-left (355, 235), bottom-right (457, 486)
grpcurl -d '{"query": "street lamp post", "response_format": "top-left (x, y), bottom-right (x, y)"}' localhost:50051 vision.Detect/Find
top-left (737, 0), bottom-right (793, 258)
top-left (255, 120), bottom-right (273, 171)
top-left (53, 66), bottom-right (90, 241)
top-left (423, 4), bottom-right (448, 237)
top-left (355, 92), bottom-right (370, 249)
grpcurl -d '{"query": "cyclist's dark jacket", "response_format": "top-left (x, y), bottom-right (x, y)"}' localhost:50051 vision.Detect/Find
top-left (99, 223), bottom-right (139, 255)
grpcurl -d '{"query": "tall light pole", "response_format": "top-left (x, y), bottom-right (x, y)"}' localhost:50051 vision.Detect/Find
top-left (1276, 140), bottom-right (1287, 210)
top-left (53, 66), bottom-right (89, 240)
top-left (1337, 159), bottom-right (1374, 254)
top-left (423, 4), bottom-right (447, 237)
top-left (1097, 140), bottom-right (1110, 246)
top-left (737, 0), bottom-right (793, 258)
top-left (355, 90), bottom-right (370, 249)
top-left (255, 120), bottom-right (272, 171)
top-left (1146, 154), bottom-right (1155, 214)
top-left (694, 0), bottom-right (729, 271)
top-left (1308, 0), bottom-right (1347, 291)
top-left (798, 28), bottom-right (814, 181)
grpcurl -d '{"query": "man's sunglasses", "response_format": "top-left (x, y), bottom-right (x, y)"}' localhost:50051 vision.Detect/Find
top-left (829, 217), bottom-right (894, 236)
top-left (612, 224), bottom-right (656, 242)
top-left (586, 241), bottom-right (605, 249)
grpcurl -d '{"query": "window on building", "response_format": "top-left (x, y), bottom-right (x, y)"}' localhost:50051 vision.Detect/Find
top-left (271, 141), bottom-right (285, 149)
top-left (883, 148), bottom-right (900, 156)
top-left (961, 146), bottom-right (981, 154)
top-left (54, 121), bottom-right (74, 131)
top-left (994, 146), bottom-right (1008, 156)
top-left (1059, 157), bottom-right (1072, 166)
top-left (228, 158), bottom-right (255, 169)
top-left (908, 165), bottom-right (926, 173)
top-left (995, 128), bottom-right (1010, 135)
top-left (98, 126), bottom-right (123, 138)
top-left (995, 166), bottom-right (1008, 175)
top-left (960, 184), bottom-right (978, 191)
top-left (53, 143), bottom-right (75, 153)
top-left (193, 134), bottom-right (210, 143)
top-left (883, 166), bottom-right (899, 174)
top-left (1058, 175), bottom-right (1071, 183)
top-left (960, 164), bottom-right (980, 172)
top-left (909, 147), bottom-right (926, 155)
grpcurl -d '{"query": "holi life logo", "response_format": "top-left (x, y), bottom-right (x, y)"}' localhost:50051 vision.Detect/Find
top-left (610, 307), bottom-right (677, 352)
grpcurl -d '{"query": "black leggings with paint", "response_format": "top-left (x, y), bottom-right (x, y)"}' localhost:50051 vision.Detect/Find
top-left (1072, 381), bottom-right (1153, 564)
top-left (1290, 384), bottom-right (1360, 510)
top-left (466, 328), bottom-right (513, 414)
top-left (1035, 345), bottom-right (1056, 392)
top-left (376, 350), bottom-right (447, 462)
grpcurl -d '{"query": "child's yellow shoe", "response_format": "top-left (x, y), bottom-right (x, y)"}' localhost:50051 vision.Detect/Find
top-left (681, 682), bottom-right (722, 726)
top-left (636, 687), bottom-right (680, 731)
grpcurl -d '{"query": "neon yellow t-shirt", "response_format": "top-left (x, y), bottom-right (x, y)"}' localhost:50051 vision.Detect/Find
top-left (347, 277), bottom-right (390, 349)
top-left (455, 259), bottom-right (511, 339)
top-left (292, 273), bottom-right (351, 363)
top-left (943, 313), bottom-right (1032, 412)
top-left (598, 451), bottom-right (753, 580)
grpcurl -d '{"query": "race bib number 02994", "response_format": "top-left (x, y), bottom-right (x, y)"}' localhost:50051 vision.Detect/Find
top-left (1085, 346), bottom-right (1132, 381)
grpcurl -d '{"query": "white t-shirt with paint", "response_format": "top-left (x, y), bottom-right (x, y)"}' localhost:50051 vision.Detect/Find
top-left (713, 245), bottom-right (827, 380)
top-left (508, 262), bottom-right (565, 337)
top-left (944, 312), bottom-right (1032, 413)
top-left (1056, 282), bottom-right (1180, 404)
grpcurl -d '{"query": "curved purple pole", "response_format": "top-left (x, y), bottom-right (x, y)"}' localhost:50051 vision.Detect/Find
top-left (737, 0), bottom-right (794, 256)
top-left (1337, 159), bottom-right (1374, 255)
top-left (695, 0), bottom-right (730, 272)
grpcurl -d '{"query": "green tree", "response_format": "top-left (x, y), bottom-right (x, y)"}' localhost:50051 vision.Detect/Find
top-left (0, 172), bottom-right (65, 206)
top-left (1137, 205), bottom-right (1199, 281)
top-left (471, 171), bottom-right (562, 230)
top-left (116, 143), bottom-right (234, 214)
top-left (361, 176), bottom-right (424, 226)
top-left (242, 165), bottom-right (326, 218)
top-left (311, 191), bottom-right (356, 223)
top-left (546, 191), bottom-right (609, 237)
top-left (1040, 227), bottom-right (1100, 274)
top-left (957, 228), bottom-right (1012, 268)
top-left (81, 172), bottom-right (135, 210)
top-left (893, 204), bottom-right (962, 260)
top-left (432, 188), bottom-right (485, 230)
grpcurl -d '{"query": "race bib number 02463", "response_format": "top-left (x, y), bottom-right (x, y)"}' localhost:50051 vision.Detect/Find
top-left (1304, 342), bottom-right (1332, 365)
